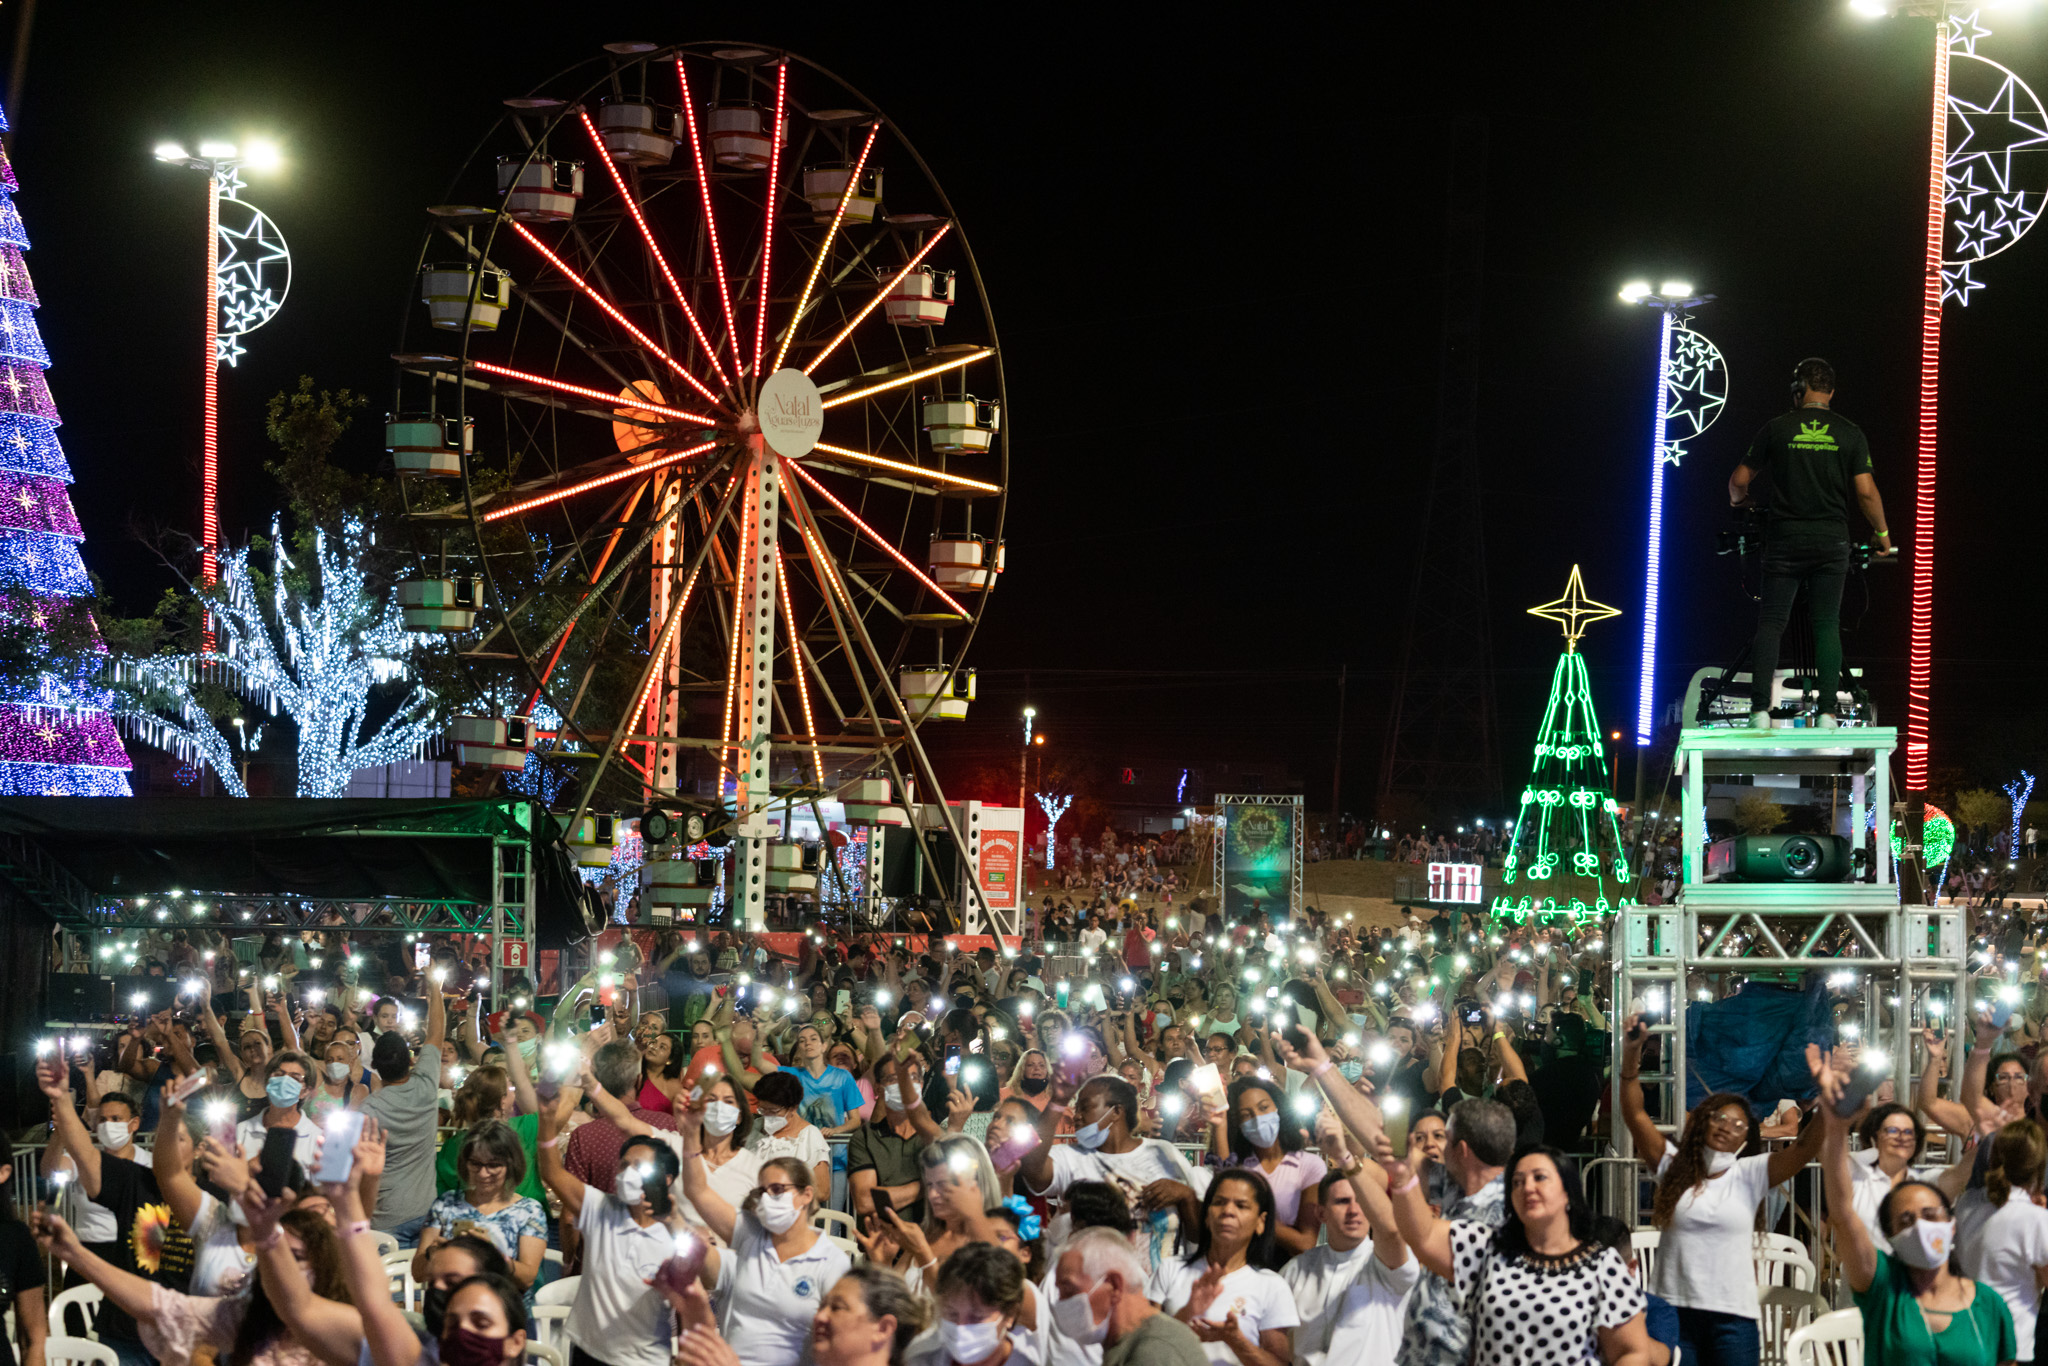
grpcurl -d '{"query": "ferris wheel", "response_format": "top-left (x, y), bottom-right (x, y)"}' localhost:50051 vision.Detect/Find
top-left (387, 41), bottom-right (1008, 932)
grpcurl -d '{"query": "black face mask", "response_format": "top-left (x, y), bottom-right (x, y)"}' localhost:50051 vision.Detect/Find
top-left (1018, 1075), bottom-right (1050, 1095)
top-left (422, 1285), bottom-right (452, 1337)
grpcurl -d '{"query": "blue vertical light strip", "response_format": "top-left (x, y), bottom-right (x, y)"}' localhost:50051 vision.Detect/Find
top-left (1636, 308), bottom-right (1674, 747)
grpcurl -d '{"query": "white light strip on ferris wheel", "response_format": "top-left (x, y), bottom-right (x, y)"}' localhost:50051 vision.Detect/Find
top-left (776, 543), bottom-right (826, 787)
top-left (803, 223), bottom-right (953, 377)
top-left (576, 107), bottom-right (731, 391)
top-left (506, 221), bottom-right (726, 410)
top-left (820, 348), bottom-right (991, 408)
top-left (467, 361), bottom-right (721, 425)
top-left (785, 460), bottom-right (971, 617)
top-left (636, 562), bottom-right (703, 745)
top-left (755, 62), bottom-right (788, 383)
top-left (481, 441), bottom-right (717, 523)
top-left (674, 57), bottom-right (743, 382)
top-left (810, 442), bottom-right (998, 493)
top-left (773, 122), bottom-right (881, 375)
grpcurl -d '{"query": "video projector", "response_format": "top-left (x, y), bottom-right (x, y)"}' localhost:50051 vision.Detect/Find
top-left (1705, 833), bottom-right (1855, 883)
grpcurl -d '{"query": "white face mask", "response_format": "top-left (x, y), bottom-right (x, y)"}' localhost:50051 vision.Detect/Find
top-left (1888, 1217), bottom-right (1955, 1270)
top-left (1052, 1286), bottom-right (1109, 1346)
top-left (1706, 1149), bottom-right (1739, 1176)
top-left (96, 1121), bottom-right (132, 1151)
top-left (939, 1316), bottom-right (1007, 1363)
top-left (326, 1061), bottom-right (351, 1081)
top-left (702, 1101), bottom-right (740, 1137)
top-left (755, 1190), bottom-right (802, 1235)
top-left (883, 1084), bottom-right (905, 1110)
top-left (760, 1113), bottom-right (788, 1135)
top-left (616, 1168), bottom-right (647, 1208)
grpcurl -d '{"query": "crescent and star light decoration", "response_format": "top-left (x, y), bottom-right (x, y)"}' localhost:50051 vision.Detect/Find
top-left (1618, 283), bottom-right (1727, 750)
top-left (1899, 6), bottom-right (2048, 790)
top-left (1494, 566), bottom-right (1631, 925)
top-left (0, 101), bottom-right (133, 794)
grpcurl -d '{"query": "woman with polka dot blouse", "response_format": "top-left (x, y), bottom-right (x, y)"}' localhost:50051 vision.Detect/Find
top-left (1383, 1141), bottom-right (1656, 1366)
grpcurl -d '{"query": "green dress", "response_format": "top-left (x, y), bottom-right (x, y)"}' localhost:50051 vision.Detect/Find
top-left (436, 1110), bottom-right (545, 1203)
top-left (1852, 1250), bottom-right (2016, 1366)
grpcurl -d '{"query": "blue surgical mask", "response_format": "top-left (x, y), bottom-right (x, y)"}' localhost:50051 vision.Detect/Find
top-left (1073, 1118), bottom-right (1110, 1151)
top-left (1240, 1111), bottom-right (1282, 1149)
top-left (266, 1075), bottom-right (303, 1108)
top-left (1338, 1059), bottom-right (1366, 1084)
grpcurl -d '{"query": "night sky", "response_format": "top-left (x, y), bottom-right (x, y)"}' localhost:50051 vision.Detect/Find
top-left (12, 1), bottom-right (2046, 817)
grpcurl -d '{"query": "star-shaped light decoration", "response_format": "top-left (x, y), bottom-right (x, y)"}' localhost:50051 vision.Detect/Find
top-left (1663, 323), bottom-right (1728, 450)
top-left (213, 197), bottom-right (290, 369)
top-left (1529, 564), bottom-right (1620, 654)
top-left (1943, 57), bottom-right (2048, 283)
top-left (1942, 261), bottom-right (1986, 305)
top-left (1950, 9), bottom-right (1993, 59)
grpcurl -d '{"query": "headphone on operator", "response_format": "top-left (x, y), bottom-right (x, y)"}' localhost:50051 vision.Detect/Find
top-left (1790, 356), bottom-right (1834, 403)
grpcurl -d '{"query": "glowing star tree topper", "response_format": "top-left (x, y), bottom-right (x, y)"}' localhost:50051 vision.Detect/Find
top-left (1494, 565), bottom-right (1633, 925)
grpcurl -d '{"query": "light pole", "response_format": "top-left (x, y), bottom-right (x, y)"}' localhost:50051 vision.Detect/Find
top-left (1020, 707), bottom-right (1034, 814)
top-left (1850, 0), bottom-right (2048, 789)
top-left (152, 137), bottom-right (288, 649)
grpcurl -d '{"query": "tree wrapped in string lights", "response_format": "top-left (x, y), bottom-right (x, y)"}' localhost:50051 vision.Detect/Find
top-left (1036, 791), bottom-right (1071, 870)
top-left (0, 102), bottom-right (133, 794)
top-left (1493, 566), bottom-right (1633, 924)
top-left (115, 516), bottom-right (437, 796)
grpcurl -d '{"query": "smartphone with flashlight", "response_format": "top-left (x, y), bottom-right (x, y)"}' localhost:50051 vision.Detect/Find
top-left (590, 1002), bottom-right (608, 1026)
top-left (315, 1111), bottom-right (366, 1185)
top-left (1383, 1095), bottom-right (1411, 1156)
top-left (1833, 1059), bottom-right (1887, 1119)
top-left (836, 989), bottom-right (852, 1016)
top-left (1989, 994), bottom-right (2018, 1033)
top-left (944, 1045), bottom-right (961, 1078)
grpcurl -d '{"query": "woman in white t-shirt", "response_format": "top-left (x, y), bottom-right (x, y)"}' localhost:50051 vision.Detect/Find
top-left (905, 1242), bottom-right (1035, 1366)
top-left (1162, 1169), bottom-right (1300, 1366)
top-left (749, 1070), bottom-right (833, 1196)
top-left (1957, 1119), bottom-right (2048, 1360)
top-left (678, 1117), bottom-right (851, 1366)
top-left (1619, 1014), bottom-right (1822, 1366)
top-left (584, 1068), bottom-right (764, 1248)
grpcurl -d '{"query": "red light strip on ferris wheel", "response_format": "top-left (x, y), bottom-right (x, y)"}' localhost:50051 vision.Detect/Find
top-left (467, 361), bottom-right (720, 426)
top-left (715, 487), bottom-right (753, 801)
top-left (754, 62), bottom-right (787, 382)
top-left (576, 107), bottom-right (732, 391)
top-left (773, 122), bottom-right (880, 375)
top-left (775, 543), bottom-right (825, 788)
top-left (482, 441), bottom-right (716, 523)
top-left (803, 223), bottom-right (953, 377)
top-left (811, 442), bottom-right (998, 493)
top-left (674, 57), bottom-right (743, 383)
top-left (636, 561), bottom-right (703, 747)
top-left (785, 460), bottom-right (970, 617)
top-left (1906, 33), bottom-right (1949, 791)
top-left (506, 221), bottom-right (726, 411)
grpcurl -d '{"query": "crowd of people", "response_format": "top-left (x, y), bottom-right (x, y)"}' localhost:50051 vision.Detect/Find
top-left (28, 888), bottom-right (2048, 1366)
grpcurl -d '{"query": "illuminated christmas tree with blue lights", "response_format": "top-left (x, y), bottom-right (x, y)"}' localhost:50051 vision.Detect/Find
top-left (1493, 566), bottom-right (1628, 924)
top-left (0, 105), bottom-right (131, 794)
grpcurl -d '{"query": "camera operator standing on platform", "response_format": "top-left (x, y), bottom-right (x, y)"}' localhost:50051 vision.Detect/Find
top-left (1727, 357), bottom-right (1895, 730)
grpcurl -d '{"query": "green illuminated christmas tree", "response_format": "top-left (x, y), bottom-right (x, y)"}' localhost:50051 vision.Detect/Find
top-left (1494, 565), bottom-right (1634, 924)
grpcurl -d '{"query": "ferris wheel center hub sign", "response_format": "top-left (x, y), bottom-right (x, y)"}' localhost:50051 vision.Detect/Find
top-left (757, 368), bottom-right (823, 458)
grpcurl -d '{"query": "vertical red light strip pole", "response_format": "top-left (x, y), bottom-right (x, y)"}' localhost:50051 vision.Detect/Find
top-left (754, 62), bottom-right (786, 385)
top-left (1907, 16), bottom-right (1949, 792)
top-left (201, 170), bottom-right (221, 652)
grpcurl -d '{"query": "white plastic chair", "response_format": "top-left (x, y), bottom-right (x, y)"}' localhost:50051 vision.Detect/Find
top-left (1758, 1287), bottom-right (1830, 1366)
top-left (1784, 1307), bottom-right (1864, 1366)
top-left (1629, 1228), bottom-right (1660, 1283)
top-left (1755, 1232), bottom-right (1809, 1261)
top-left (43, 1336), bottom-right (117, 1366)
top-left (1754, 1245), bottom-right (1817, 1292)
top-left (47, 1285), bottom-right (101, 1341)
top-left (370, 1231), bottom-right (402, 1261)
top-left (535, 1275), bottom-right (581, 1308)
top-left (526, 1343), bottom-right (564, 1366)
top-left (529, 1304), bottom-right (574, 1356)
top-left (382, 1253), bottom-right (418, 1311)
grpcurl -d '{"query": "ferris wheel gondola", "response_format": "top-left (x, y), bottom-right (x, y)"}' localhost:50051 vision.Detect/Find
top-left (388, 41), bottom-right (1008, 934)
